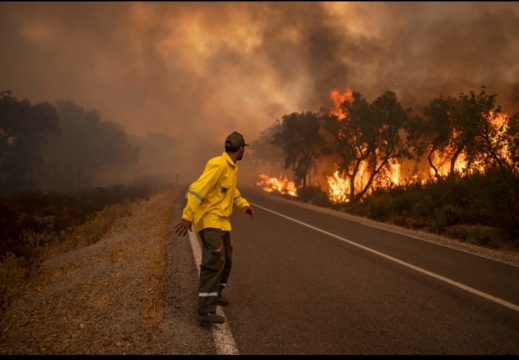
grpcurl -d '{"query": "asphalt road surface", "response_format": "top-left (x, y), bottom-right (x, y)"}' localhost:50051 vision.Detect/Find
top-left (213, 187), bottom-right (519, 355)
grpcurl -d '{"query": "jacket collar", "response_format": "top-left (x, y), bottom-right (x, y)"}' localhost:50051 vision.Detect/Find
top-left (222, 151), bottom-right (237, 168)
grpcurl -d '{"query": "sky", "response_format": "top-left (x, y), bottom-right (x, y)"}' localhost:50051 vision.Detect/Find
top-left (2, 2), bottom-right (519, 182)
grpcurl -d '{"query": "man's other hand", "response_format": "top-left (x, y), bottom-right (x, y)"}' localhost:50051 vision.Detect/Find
top-left (244, 206), bottom-right (254, 219)
top-left (174, 219), bottom-right (192, 237)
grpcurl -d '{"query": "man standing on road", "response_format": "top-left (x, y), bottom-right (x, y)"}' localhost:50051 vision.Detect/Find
top-left (174, 131), bottom-right (254, 324)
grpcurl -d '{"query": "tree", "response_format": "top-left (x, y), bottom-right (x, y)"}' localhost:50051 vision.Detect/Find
top-left (0, 90), bottom-right (60, 195)
top-left (421, 87), bottom-right (510, 177)
top-left (272, 111), bottom-right (327, 191)
top-left (40, 100), bottom-right (138, 192)
top-left (326, 90), bottom-right (414, 204)
top-left (248, 120), bottom-right (285, 175)
top-left (453, 88), bottom-right (502, 173)
top-left (419, 95), bottom-right (457, 178)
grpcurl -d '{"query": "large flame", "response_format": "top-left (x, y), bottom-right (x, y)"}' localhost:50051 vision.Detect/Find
top-left (256, 173), bottom-right (297, 196)
top-left (326, 170), bottom-right (350, 203)
top-left (330, 88), bottom-right (353, 120)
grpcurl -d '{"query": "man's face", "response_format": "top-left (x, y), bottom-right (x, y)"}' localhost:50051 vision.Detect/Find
top-left (237, 146), bottom-right (245, 161)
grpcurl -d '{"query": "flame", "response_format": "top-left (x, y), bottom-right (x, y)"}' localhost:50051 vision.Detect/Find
top-left (330, 88), bottom-right (353, 120)
top-left (490, 111), bottom-right (512, 167)
top-left (326, 160), bottom-right (402, 204)
top-left (326, 170), bottom-right (350, 203)
top-left (326, 163), bottom-right (365, 204)
top-left (431, 150), bottom-right (468, 177)
top-left (389, 160), bottom-right (400, 185)
top-left (430, 111), bottom-right (508, 176)
top-left (256, 173), bottom-right (297, 196)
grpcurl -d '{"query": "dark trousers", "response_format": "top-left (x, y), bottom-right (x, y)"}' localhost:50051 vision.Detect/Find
top-left (197, 228), bottom-right (232, 315)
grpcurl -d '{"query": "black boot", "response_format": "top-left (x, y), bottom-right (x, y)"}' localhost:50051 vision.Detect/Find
top-left (197, 312), bottom-right (225, 323)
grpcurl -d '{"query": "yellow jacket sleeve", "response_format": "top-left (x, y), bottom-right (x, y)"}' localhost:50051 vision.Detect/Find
top-left (181, 159), bottom-right (225, 221)
top-left (233, 188), bottom-right (250, 212)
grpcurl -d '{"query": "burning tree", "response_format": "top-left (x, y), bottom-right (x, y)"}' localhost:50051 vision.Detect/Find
top-left (271, 111), bottom-right (329, 193)
top-left (415, 87), bottom-right (516, 178)
top-left (322, 90), bottom-right (415, 204)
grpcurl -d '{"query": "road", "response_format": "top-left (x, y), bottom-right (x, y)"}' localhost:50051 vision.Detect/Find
top-left (215, 187), bottom-right (519, 355)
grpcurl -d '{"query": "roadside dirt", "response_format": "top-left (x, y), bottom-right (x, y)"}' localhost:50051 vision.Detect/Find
top-left (0, 187), bottom-right (216, 355)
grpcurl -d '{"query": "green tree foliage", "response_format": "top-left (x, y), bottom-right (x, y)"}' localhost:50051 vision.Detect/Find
top-left (39, 100), bottom-right (139, 192)
top-left (0, 91), bottom-right (60, 195)
top-left (272, 111), bottom-right (327, 191)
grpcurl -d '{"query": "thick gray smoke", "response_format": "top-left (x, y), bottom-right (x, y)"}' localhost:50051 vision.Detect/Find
top-left (1, 2), bottom-right (518, 183)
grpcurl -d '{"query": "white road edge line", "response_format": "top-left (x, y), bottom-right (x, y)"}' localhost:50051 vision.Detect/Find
top-left (252, 202), bottom-right (519, 314)
top-left (188, 230), bottom-right (240, 355)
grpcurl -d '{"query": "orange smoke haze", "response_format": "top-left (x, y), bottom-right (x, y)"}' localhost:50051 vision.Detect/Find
top-left (1, 2), bottom-right (519, 183)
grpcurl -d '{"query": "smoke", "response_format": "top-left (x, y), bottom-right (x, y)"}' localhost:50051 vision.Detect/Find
top-left (1, 2), bottom-right (518, 183)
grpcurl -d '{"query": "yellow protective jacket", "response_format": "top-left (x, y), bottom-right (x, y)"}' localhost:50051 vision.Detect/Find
top-left (181, 151), bottom-right (250, 233)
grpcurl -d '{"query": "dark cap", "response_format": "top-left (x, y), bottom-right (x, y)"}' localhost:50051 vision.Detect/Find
top-left (225, 131), bottom-right (249, 148)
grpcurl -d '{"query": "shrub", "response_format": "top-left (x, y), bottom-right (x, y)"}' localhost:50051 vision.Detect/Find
top-left (0, 252), bottom-right (32, 313)
top-left (363, 192), bottom-right (395, 221)
top-left (298, 185), bottom-right (331, 207)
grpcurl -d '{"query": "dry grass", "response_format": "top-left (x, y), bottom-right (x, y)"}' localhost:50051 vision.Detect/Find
top-left (0, 188), bottom-right (182, 354)
top-left (0, 201), bottom-right (133, 315)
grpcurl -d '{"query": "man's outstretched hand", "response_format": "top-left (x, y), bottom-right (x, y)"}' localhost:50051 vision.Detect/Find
top-left (174, 219), bottom-right (192, 237)
top-left (244, 206), bottom-right (254, 219)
